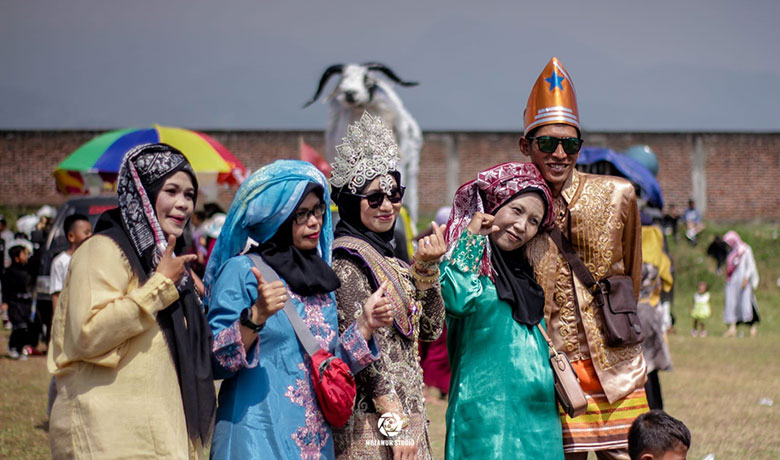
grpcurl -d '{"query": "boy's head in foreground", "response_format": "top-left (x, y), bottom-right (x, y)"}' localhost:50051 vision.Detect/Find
top-left (629, 410), bottom-right (690, 460)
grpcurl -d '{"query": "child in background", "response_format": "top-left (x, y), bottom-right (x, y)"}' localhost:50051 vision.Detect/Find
top-left (3, 245), bottom-right (34, 359)
top-left (691, 281), bottom-right (711, 337)
top-left (47, 214), bottom-right (92, 415)
top-left (49, 214), bottom-right (92, 311)
top-left (628, 409), bottom-right (690, 460)
top-left (0, 215), bottom-right (10, 330)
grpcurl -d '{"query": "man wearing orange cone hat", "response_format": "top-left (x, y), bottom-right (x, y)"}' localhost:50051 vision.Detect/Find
top-left (520, 57), bottom-right (648, 459)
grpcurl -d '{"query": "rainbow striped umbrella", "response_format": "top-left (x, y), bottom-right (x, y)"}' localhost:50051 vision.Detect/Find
top-left (53, 125), bottom-right (247, 195)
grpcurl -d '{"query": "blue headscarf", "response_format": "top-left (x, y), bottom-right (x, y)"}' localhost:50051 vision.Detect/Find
top-left (204, 160), bottom-right (333, 302)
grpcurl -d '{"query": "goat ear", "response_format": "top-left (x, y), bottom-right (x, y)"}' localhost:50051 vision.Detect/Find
top-left (303, 64), bottom-right (344, 108)
top-left (363, 63), bottom-right (418, 87)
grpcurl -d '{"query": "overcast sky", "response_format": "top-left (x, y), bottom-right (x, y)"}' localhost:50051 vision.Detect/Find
top-left (2, 0), bottom-right (779, 132)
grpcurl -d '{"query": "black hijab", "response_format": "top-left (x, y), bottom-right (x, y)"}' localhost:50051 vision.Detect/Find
top-left (332, 171), bottom-right (400, 258)
top-left (253, 182), bottom-right (341, 296)
top-left (488, 190), bottom-right (547, 327)
top-left (94, 143), bottom-right (215, 444)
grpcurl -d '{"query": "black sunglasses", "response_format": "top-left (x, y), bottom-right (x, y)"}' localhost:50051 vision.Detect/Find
top-left (527, 136), bottom-right (583, 155)
top-left (349, 187), bottom-right (405, 209)
top-left (292, 202), bottom-right (326, 225)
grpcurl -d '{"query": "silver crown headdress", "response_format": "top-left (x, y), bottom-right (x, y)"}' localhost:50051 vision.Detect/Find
top-left (329, 112), bottom-right (400, 194)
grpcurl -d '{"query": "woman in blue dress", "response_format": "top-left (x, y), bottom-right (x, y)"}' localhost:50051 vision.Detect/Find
top-left (204, 160), bottom-right (393, 459)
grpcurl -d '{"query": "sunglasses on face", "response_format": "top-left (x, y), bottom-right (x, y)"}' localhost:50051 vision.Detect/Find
top-left (527, 136), bottom-right (583, 155)
top-left (351, 187), bottom-right (406, 209)
top-left (292, 202), bottom-right (326, 225)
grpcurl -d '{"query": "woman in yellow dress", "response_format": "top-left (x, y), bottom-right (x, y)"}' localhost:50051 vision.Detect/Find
top-left (48, 143), bottom-right (215, 459)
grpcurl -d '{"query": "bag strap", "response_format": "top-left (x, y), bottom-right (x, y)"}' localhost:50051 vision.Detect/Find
top-left (246, 253), bottom-right (322, 356)
top-left (549, 227), bottom-right (605, 307)
top-left (536, 323), bottom-right (560, 359)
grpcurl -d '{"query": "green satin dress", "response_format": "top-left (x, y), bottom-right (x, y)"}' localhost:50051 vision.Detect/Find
top-left (440, 231), bottom-right (563, 459)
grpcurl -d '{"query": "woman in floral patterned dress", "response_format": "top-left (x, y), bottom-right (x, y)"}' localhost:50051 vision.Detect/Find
top-left (204, 160), bottom-right (392, 459)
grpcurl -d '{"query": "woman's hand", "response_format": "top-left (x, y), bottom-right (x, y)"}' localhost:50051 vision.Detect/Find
top-left (156, 234), bottom-right (198, 284)
top-left (413, 222), bottom-right (447, 264)
top-left (357, 281), bottom-right (394, 340)
top-left (466, 212), bottom-right (499, 236)
top-left (191, 271), bottom-right (205, 296)
top-left (392, 440), bottom-right (417, 460)
top-left (249, 267), bottom-right (288, 325)
top-left (373, 395), bottom-right (416, 459)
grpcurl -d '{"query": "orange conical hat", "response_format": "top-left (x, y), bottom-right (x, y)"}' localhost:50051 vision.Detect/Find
top-left (523, 57), bottom-right (580, 135)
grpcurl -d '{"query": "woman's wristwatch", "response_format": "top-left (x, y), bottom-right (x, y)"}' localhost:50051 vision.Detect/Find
top-left (239, 307), bottom-right (265, 333)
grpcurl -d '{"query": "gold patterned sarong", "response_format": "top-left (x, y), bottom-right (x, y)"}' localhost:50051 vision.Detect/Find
top-left (560, 359), bottom-right (649, 453)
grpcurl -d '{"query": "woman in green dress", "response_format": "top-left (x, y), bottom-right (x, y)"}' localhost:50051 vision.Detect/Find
top-left (440, 162), bottom-right (564, 459)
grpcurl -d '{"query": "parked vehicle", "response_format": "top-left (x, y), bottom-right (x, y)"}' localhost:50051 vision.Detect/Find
top-left (34, 196), bottom-right (118, 305)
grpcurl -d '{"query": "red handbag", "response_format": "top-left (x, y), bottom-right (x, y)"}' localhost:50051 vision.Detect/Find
top-left (310, 349), bottom-right (357, 427)
top-left (248, 254), bottom-right (357, 428)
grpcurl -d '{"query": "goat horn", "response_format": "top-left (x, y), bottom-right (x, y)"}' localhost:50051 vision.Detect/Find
top-left (302, 64), bottom-right (345, 108)
top-left (362, 62), bottom-right (418, 87)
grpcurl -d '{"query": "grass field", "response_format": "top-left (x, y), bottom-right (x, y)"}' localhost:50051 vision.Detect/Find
top-left (1, 222), bottom-right (778, 459)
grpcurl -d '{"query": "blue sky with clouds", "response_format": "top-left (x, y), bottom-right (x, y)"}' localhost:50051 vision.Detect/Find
top-left (2, 0), bottom-right (779, 132)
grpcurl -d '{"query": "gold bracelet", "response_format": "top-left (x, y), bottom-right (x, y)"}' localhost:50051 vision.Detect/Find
top-left (414, 259), bottom-right (437, 272)
top-left (411, 264), bottom-right (439, 284)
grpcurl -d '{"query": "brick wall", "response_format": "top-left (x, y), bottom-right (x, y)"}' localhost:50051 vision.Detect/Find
top-left (2, 130), bottom-right (778, 221)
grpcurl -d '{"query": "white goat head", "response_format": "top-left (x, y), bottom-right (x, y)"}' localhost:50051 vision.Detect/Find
top-left (303, 62), bottom-right (423, 224)
top-left (302, 63), bottom-right (418, 109)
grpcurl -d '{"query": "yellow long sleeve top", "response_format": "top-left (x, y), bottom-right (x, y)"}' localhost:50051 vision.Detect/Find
top-left (47, 234), bottom-right (199, 459)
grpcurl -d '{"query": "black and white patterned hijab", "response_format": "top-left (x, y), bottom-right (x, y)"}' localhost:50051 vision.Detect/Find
top-left (108, 144), bottom-right (216, 444)
top-left (117, 143), bottom-right (197, 278)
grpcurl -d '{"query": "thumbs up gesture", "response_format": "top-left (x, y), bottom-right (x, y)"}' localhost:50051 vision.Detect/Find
top-left (248, 267), bottom-right (288, 325)
top-left (357, 281), bottom-right (394, 340)
top-left (156, 234), bottom-right (198, 284)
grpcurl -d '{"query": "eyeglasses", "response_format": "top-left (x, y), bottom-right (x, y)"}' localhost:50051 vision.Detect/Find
top-left (527, 136), bottom-right (583, 155)
top-left (350, 187), bottom-right (405, 209)
top-left (292, 203), bottom-right (326, 225)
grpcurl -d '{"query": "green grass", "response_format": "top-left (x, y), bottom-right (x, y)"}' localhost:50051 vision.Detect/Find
top-left (0, 333), bottom-right (51, 460)
top-left (662, 333), bottom-right (780, 458)
top-left (1, 221), bottom-right (778, 459)
top-left (658, 223), bottom-right (780, 459)
top-left (667, 222), bottom-right (780, 337)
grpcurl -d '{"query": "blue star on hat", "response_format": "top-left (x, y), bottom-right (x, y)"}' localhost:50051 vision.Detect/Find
top-left (545, 70), bottom-right (565, 91)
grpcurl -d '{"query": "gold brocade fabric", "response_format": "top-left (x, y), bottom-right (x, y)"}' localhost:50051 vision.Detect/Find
top-left (331, 248), bottom-right (444, 460)
top-left (527, 170), bottom-right (647, 403)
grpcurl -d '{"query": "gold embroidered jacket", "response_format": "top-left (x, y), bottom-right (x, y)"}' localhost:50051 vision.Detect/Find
top-left (528, 170), bottom-right (646, 403)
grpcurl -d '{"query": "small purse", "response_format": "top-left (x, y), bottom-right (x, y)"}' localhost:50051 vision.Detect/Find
top-left (248, 254), bottom-right (357, 428)
top-left (549, 228), bottom-right (645, 348)
top-left (536, 323), bottom-right (588, 418)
